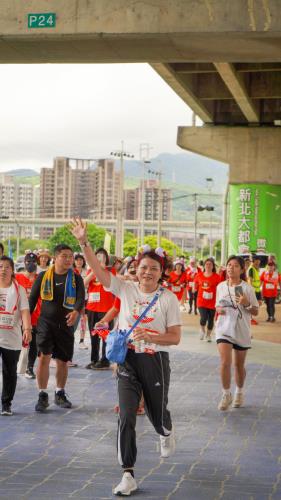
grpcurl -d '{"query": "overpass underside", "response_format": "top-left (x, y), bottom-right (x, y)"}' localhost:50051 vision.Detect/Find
top-left (1, 0), bottom-right (281, 260)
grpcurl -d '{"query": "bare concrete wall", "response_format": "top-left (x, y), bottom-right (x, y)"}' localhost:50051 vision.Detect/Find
top-left (177, 125), bottom-right (281, 185)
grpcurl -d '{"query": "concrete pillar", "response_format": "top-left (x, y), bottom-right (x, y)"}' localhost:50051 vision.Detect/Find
top-left (177, 126), bottom-right (281, 263)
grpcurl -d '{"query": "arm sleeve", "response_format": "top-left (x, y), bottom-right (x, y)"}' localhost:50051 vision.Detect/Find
top-left (166, 292), bottom-right (182, 327)
top-left (29, 273), bottom-right (44, 313)
top-left (74, 274), bottom-right (85, 312)
top-left (19, 285), bottom-right (29, 311)
top-left (105, 273), bottom-right (124, 297)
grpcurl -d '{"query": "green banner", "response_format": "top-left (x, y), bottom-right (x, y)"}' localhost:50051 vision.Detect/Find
top-left (229, 184), bottom-right (281, 263)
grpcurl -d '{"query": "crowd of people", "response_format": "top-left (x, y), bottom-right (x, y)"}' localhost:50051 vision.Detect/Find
top-left (0, 234), bottom-right (280, 495)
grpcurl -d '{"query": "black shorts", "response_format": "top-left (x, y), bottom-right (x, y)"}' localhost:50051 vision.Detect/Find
top-left (36, 318), bottom-right (74, 362)
top-left (216, 339), bottom-right (250, 351)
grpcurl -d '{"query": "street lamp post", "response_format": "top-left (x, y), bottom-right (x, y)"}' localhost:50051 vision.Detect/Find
top-left (198, 204), bottom-right (215, 257)
top-left (110, 142), bottom-right (134, 257)
top-left (193, 193), bottom-right (199, 257)
top-left (206, 177), bottom-right (214, 257)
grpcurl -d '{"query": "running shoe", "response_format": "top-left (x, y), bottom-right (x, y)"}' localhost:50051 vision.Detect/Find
top-left (79, 342), bottom-right (88, 350)
top-left (25, 368), bottom-right (36, 379)
top-left (85, 361), bottom-right (96, 369)
top-left (54, 390), bottom-right (72, 408)
top-left (251, 319), bottom-right (258, 325)
top-left (1, 404), bottom-right (13, 416)
top-left (67, 361), bottom-right (78, 367)
top-left (218, 393), bottom-right (232, 411)
top-left (205, 334), bottom-right (212, 342)
top-left (232, 392), bottom-right (244, 408)
top-left (199, 332), bottom-right (205, 340)
top-left (35, 391), bottom-right (49, 412)
top-left (160, 427), bottom-right (176, 458)
top-left (113, 472), bottom-right (137, 496)
top-left (92, 359), bottom-right (111, 370)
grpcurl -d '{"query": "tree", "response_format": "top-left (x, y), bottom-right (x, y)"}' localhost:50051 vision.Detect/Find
top-left (123, 235), bottom-right (182, 257)
top-left (48, 224), bottom-right (115, 253)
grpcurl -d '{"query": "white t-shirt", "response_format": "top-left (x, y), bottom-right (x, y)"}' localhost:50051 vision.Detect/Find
top-left (107, 274), bottom-right (181, 353)
top-left (215, 280), bottom-right (259, 347)
top-left (0, 285), bottom-right (29, 350)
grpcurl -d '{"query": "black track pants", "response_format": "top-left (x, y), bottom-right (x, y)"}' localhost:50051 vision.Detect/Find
top-left (117, 349), bottom-right (172, 469)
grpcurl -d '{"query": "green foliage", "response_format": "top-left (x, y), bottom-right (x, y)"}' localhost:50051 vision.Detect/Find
top-left (124, 231), bottom-right (135, 244)
top-left (123, 235), bottom-right (181, 257)
top-left (48, 224), bottom-right (115, 253)
top-left (1, 238), bottom-right (49, 257)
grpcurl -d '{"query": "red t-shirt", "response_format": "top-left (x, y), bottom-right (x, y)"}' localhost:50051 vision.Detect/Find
top-left (168, 271), bottom-right (186, 301)
top-left (15, 273), bottom-right (41, 326)
top-left (186, 267), bottom-right (200, 291)
top-left (260, 271), bottom-right (281, 298)
top-left (86, 268), bottom-right (116, 313)
top-left (195, 272), bottom-right (221, 309)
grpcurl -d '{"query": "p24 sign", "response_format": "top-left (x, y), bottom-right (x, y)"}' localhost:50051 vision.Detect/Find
top-left (28, 13), bottom-right (56, 29)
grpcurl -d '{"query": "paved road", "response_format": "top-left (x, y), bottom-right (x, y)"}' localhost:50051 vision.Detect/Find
top-left (0, 330), bottom-right (280, 500)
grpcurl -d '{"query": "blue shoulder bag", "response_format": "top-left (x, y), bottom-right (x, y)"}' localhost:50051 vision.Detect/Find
top-left (106, 287), bottom-right (164, 364)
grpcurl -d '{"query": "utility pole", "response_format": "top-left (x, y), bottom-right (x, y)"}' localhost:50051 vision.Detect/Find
top-left (157, 171), bottom-right (163, 248)
top-left (111, 142), bottom-right (134, 257)
top-left (139, 143), bottom-right (152, 246)
top-left (193, 193), bottom-right (198, 258)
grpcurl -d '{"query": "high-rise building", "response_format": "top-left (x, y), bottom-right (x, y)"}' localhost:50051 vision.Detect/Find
top-left (0, 174), bottom-right (34, 240)
top-left (40, 157), bottom-right (121, 237)
top-left (90, 159), bottom-right (120, 220)
top-left (124, 179), bottom-right (172, 222)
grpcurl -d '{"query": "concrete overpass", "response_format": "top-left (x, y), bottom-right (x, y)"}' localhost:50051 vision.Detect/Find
top-left (1, 0), bottom-right (281, 261)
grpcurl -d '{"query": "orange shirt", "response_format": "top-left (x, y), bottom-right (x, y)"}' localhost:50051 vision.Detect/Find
top-left (15, 273), bottom-right (41, 326)
top-left (195, 272), bottom-right (221, 309)
top-left (260, 271), bottom-right (281, 298)
top-left (86, 268), bottom-right (116, 312)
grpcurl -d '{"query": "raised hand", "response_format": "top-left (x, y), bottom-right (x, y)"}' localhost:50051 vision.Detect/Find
top-left (70, 217), bottom-right (87, 243)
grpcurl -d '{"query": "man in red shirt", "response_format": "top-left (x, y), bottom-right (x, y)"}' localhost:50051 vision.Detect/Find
top-left (16, 252), bottom-right (41, 379)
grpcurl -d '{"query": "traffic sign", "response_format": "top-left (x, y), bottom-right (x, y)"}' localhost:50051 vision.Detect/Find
top-left (28, 13), bottom-right (56, 29)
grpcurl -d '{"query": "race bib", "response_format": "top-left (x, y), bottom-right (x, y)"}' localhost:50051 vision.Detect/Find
top-left (172, 286), bottom-right (181, 292)
top-left (189, 281), bottom-right (194, 287)
top-left (202, 291), bottom-right (213, 300)
top-left (265, 283), bottom-right (275, 290)
top-left (88, 292), bottom-right (101, 303)
top-left (0, 311), bottom-right (15, 330)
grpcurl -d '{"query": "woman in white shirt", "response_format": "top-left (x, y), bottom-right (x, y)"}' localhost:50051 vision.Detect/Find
top-left (0, 256), bottom-right (31, 416)
top-left (71, 217), bottom-right (181, 497)
top-left (215, 255), bottom-right (259, 411)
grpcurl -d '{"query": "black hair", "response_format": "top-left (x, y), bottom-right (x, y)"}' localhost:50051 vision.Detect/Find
top-left (174, 261), bottom-right (185, 273)
top-left (126, 258), bottom-right (137, 271)
top-left (0, 243), bottom-right (4, 254)
top-left (54, 244), bottom-right (73, 256)
top-left (0, 255), bottom-right (15, 274)
top-left (204, 258), bottom-right (216, 273)
top-left (226, 255), bottom-right (247, 281)
top-left (95, 247), bottom-right (109, 266)
top-left (74, 253), bottom-right (86, 269)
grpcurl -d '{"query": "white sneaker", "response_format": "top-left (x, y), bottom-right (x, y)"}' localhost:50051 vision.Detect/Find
top-left (199, 332), bottom-right (205, 340)
top-left (232, 392), bottom-right (244, 408)
top-left (113, 472), bottom-right (137, 496)
top-left (79, 342), bottom-right (88, 350)
top-left (205, 334), bottom-right (212, 342)
top-left (160, 427), bottom-right (176, 458)
top-left (218, 393), bottom-right (232, 411)
top-left (179, 305), bottom-right (186, 312)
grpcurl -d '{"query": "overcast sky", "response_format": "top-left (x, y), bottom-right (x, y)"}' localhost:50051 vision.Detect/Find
top-left (0, 63), bottom-right (194, 172)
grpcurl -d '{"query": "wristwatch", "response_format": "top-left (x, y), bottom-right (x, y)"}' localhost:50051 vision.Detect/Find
top-left (80, 241), bottom-right (90, 248)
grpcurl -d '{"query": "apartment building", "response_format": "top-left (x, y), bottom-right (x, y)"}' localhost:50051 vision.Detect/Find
top-left (40, 157), bottom-right (121, 237)
top-left (0, 174), bottom-right (34, 240)
top-left (124, 179), bottom-right (172, 221)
